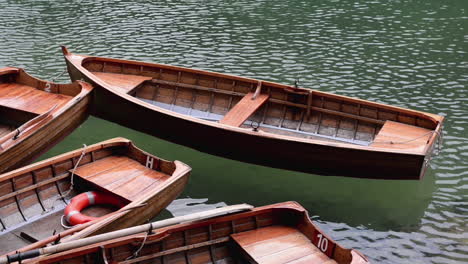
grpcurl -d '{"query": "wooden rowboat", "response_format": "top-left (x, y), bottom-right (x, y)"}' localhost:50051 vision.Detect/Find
top-left (30, 202), bottom-right (369, 264)
top-left (62, 47), bottom-right (444, 180)
top-left (0, 67), bottom-right (93, 174)
top-left (0, 137), bottom-right (191, 256)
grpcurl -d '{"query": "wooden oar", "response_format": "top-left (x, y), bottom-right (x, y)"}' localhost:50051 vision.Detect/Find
top-left (4, 203), bottom-right (148, 256)
top-left (0, 204), bottom-right (253, 264)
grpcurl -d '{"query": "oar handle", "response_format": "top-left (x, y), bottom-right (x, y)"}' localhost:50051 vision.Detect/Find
top-left (0, 204), bottom-right (253, 264)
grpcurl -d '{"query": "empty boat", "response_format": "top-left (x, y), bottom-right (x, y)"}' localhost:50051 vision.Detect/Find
top-left (0, 67), bottom-right (93, 173)
top-left (62, 47), bottom-right (444, 180)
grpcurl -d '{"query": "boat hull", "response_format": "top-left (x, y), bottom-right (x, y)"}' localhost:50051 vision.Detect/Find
top-left (0, 83), bottom-right (92, 174)
top-left (63, 48), bottom-right (445, 180)
top-left (0, 138), bottom-right (191, 255)
top-left (67, 62), bottom-right (430, 180)
top-left (32, 202), bottom-right (369, 264)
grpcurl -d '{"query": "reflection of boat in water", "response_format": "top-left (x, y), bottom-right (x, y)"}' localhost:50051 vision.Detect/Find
top-left (63, 47), bottom-right (443, 180)
top-left (0, 67), bottom-right (92, 173)
top-left (0, 138), bottom-right (191, 256)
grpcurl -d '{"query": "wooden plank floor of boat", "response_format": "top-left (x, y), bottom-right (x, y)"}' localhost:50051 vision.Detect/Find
top-left (231, 225), bottom-right (337, 264)
top-left (92, 72), bottom-right (152, 93)
top-left (0, 83), bottom-right (72, 114)
top-left (72, 156), bottom-right (170, 201)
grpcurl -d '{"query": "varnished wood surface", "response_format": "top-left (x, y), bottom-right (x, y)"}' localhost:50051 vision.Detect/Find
top-left (62, 47), bottom-right (444, 179)
top-left (232, 225), bottom-right (336, 263)
top-left (0, 138), bottom-right (191, 257)
top-left (0, 83), bottom-right (72, 115)
top-left (0, 67), bottom-right (93, 174)
top-left (92, 72), bottom-right (151, 93)
top-left (0, 124), bottom-right (14, 138)
top-left (73, 155), bottom-right (171, 201)
top-left (220, 92), bottom-right (270, 127)
top-left (371, 121), bottom-right (432, 151)
top-left (34, 202), bottom-right (368, 264)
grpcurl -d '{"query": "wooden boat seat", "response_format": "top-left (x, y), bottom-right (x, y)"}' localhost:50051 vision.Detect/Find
top-left (231, 225), bottom-right (337, 264)
top-left (0, 83), bottom-right (72, 115)
top-left (219, 92), bottom-right (269, 127)
top-left (91, 72), bottom-right (152, 93)
top-left (71, 155), bottom-right (170, 202)
top-left (371, 120), bottom-right (432, 151)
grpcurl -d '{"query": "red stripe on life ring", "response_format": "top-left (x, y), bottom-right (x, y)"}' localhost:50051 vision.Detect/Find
top-left (64, 191), bottom-right (127, 226)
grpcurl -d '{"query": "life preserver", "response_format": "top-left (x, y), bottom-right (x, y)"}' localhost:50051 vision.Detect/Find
top-left (64, 191), bottom-right (127, 226)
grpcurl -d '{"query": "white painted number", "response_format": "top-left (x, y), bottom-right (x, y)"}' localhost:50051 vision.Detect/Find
top-left (146, 156), bottom-right (154, 169)
top-left (317, 234), bottom-right (329, 252)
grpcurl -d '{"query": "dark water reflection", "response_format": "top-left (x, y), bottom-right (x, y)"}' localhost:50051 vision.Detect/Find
top-left (0, 0), bottom-right (467, 263)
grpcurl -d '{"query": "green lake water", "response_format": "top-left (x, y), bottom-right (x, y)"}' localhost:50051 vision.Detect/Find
top-left (0, 1), bottom-right (467, 263)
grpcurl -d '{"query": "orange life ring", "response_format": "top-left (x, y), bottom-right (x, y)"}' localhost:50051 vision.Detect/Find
top-left (64, 191), bottom-right (126, 226)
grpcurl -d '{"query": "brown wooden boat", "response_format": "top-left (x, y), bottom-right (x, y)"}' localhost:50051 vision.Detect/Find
top-left (0, 67), bottom-right (93, 174)
top-left (0, 137), bottom-right (191, 256)
top-left (62, 47), bottom-right (444, 180)
top-left (30, 202), bottom-right (369, 264)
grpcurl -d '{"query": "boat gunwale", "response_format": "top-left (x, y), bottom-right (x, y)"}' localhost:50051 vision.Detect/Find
top-left (0, 137), bottom-right (191, 256)
top-left (76, 55), bottom-right (443, 125)
top-left (34, 201), bottom-right (369, 264)
top-left (63, 49), bottom-right (444, 157)
top-left (0, 67), bottom-right (94, 153)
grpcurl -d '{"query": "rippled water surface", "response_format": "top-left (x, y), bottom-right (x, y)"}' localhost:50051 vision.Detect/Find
top-left (1, 0), bottom-right (467, 263)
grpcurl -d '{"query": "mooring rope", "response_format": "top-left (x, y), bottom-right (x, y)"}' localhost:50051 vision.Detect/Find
top-left (126, 230), bottom-right (149, 260)
top-left (372, 130), bottom-right (440, 145)
top-left (50, 69), bottom-right (67, 83)
top-left (60, 144), bottom-right (87, 199)
top-left (60, 215), bottom-right (74, 229)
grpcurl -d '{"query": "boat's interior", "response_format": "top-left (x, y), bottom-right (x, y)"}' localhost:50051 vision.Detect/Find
top-left (39, 204), bottom-right (363, 264)
top-left (82, 58), bottom-right (439, 151)
top-left (0, 68), bottom-right (82, 149)
top-left (0, 141), bottom-right (176, 255)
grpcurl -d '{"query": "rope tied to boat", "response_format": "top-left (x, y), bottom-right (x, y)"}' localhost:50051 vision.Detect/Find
top-left (61, 144), bottom-right (87, 199)
top-left (49, 69), bottom-right (67, 83)
top-left (60, 215), bottom-right (74, 229)
top-left (434, 129), bottom-right (443, 156)
top-left (372, 130), bottom-right (441, 146)
top-left (126, 224), bottom-right (153, 260)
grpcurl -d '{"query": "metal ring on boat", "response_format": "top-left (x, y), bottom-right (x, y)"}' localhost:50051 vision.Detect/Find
top-left (250, 121), bottom-right (260, 132)
top-left (63, 191), bottom-right (126, 226)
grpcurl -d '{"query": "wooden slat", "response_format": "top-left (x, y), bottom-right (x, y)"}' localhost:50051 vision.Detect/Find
top-left (0, 124), bottom-right (14, 138)
top-left (72, 156), bottom-right (170, 201)
top-left (92, 72), bottom-right (151, 93)
top-left (109, 169), bottom-right (169, 201)
top-left (231, 225), bottom-right (336, 264)
top-left (0, 173), bottom-right (69, 203)
top-left (219, 92), bottom-right (269, 127)
top-left (0, 83), bottom-right (72, 115)
top-left (148, 79), bottom-right (385, 125)
top-left (371, 120), bottom-right (432, 150)
top-left (120, 237), bottom-right (229, 264)
top-left (71, 156), bottom-right (133, 179)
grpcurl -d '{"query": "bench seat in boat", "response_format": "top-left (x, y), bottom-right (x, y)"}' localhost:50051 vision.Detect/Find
top-left (220, 92), bottom-right (270, 127)
top-left (371, 120), bottom-right (432, 151)
top-left (92, 72), bottom-right (152, 93)
top-left (0, 83), bottom-right (72, 115)
top-left (71, 155), bottom-right (170, 202)
top-left (231, 225), bottom-right (337, 264)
